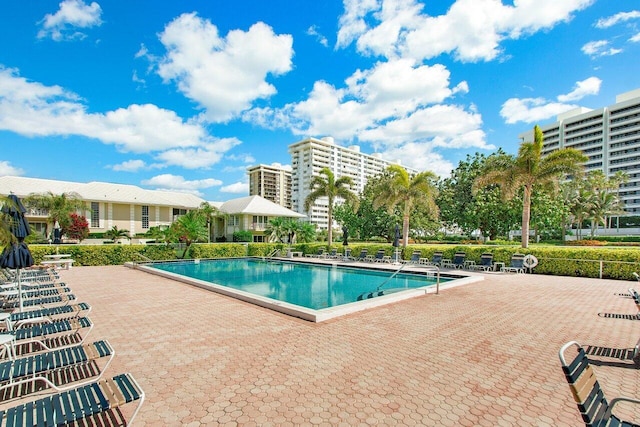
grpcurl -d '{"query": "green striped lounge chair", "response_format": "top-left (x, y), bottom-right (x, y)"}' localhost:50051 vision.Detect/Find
top-left (0, 373), bottom-right (145, 426)
top-left (560, 341), bottom-right (640, 426)
top-left (3, 316), bottom-right (93, 357)
top-left (2, 303), bottom-right (91, 333)
top-left (0, 340), bottom-right (115, 399)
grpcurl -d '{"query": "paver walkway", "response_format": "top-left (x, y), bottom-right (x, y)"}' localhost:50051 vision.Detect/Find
top-left (4, 266), bottom-right (640, 426)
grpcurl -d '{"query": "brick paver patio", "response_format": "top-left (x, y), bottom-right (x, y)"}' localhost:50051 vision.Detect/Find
top-left (4, 265), bottom-right (640, 426)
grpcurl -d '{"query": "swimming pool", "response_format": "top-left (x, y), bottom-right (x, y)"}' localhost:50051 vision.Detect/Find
top-left (136, 258), bottom-right (482, 322)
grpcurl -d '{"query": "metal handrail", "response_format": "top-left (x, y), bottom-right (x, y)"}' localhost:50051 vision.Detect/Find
top-left (133, 253), bottom-right (152, 263)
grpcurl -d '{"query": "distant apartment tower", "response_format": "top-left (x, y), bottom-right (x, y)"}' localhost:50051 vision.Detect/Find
top-left (519, 88), bottom-right (640, 214)
top-left (247, 164), bottom-right (292, 209)
top-left (289, 136), bottom-right (418, 230)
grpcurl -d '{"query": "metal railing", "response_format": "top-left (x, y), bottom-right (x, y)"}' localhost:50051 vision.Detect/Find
top-left (132, 253), bottom-right (152, 264)
top-left (538, 257), bottom-right (640, 279)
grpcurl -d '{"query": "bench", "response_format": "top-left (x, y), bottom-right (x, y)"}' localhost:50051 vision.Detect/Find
top-left (41, 259), bottom-right (75, 270)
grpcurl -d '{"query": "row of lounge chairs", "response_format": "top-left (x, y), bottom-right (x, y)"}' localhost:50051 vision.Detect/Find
top-left (0, 266), bottom-right (145, 426)
top-left (305, 248), bottom-right (532, 273)
top-left (559, 280), bottom-right (640, 426)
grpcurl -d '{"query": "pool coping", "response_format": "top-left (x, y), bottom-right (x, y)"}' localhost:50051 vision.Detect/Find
top-left (128, 258), bottom-right (484, 322)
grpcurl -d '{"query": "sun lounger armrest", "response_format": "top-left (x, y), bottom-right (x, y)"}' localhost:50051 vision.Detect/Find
top-left (606, 397), bottom-right (640, 419)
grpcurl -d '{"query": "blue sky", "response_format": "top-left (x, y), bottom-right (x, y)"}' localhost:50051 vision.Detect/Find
top-left (0, 0), bottom-right (638, 201)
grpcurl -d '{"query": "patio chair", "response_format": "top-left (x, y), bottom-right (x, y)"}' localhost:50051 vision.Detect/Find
top-left (325, 248), bottom-right (338, 259)
top-left (472, 253), bottom-right (494, 272)
top-left (402, 250), bottom-right (422, 265)
top-left (305, 249), bottom-right (324, 258)
top-left (559, 340), bottom-right (640, 426)
top-left (1, 286), bottom-right (72, 303)
top-left (501, 254), bottom-right (526, 273)
top-left (2, 303), bottom-right (91, 332)
top-left (0, 339), bottom-right (115, 398)
top-left (443, 252), bottom-right (466, 269)
top-left (0, 373), bottom-right (145, 426)
top-left (350, 249), bottom-right (368, 262)
top-left (371, 249), bottom-right (387, 263)
top-left (3, 316), bottom-right (93, 357)
top-left (419, 252), bottom-right (443, 267)
top-left (342, 248), bottom-right (352, 261)
top-left (1, 293), bottom-right (76, 311)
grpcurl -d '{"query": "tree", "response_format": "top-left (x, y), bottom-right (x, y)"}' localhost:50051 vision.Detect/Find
top-left (265, 217), bottom-right (288, 243)
top-left (304, 168), bottom-right (358, 247)
top-left (145, 225), bottom-right (171, 244)
top-left (198, 201), bottom-right (223, 243)
top-left (24, 191), bottom-right (86, 238)
top-left (296, 221), bottom-right (317, 243)
top-left (373, 165), bottom-right (438, 248)
top-left (437, 151), bottom-right (520, 240)
top-left (474, 125), bottom-right (587, 248)
top-left (170, 210), bottom-right (208, 258)
top-left (65, 213), bottom-right (89, 242)
top-left (104, 225), bottom-right (131, 242)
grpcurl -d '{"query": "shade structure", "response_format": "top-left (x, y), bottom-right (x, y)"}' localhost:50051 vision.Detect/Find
top-left (1, 194), bottom-right (35, 311)
top-left (53, 220), bottom-right (61, 244)
top-left (342, 225), bottom-right (348, 246)
top-left (392, 224), bottom-right (400, 263)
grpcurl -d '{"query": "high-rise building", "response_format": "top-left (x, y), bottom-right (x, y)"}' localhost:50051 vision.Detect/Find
top-left (247, 164), bottom-right (292, 209)
top-left (288, 136), bottom-right (417, 230)
top-left (519, 88), bottom-right (640, 214)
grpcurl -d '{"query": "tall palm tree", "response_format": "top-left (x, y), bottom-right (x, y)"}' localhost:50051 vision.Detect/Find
top-left (304, 168), bottom-right (358, 246)
top-left (372, 165), bottom-right (438, 248)
top-left (474, 125), bottom-right (587, 248)
top-left (24, 191), bottom-right (86, 238)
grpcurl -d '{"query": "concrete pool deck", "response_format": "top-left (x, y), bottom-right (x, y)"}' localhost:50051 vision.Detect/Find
top-left (6, 265), bottom-right (640, 425)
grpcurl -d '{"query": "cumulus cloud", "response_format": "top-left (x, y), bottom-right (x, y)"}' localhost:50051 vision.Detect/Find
top-left (156, 13), bottom-right (293, 123)
top-left (595, 10), bottom-right (640, 28)
top-left (141, 174), bottom-right (222, 196)
top-left (557, 77), bottom-right (602, 102)
top-left (337, 0), bottom-right (594, 62)
top-left (220, 182), bottom-right (249, 194)
top-left (500, 98), bottom-right (579, 125)
top-left (0, 161), bottom-right (24, 176)
top-left (631, 32), bottom-right (640, 43)
top-left (0, 67), bottom-right (238, 169)
top-left (110, 159), bottom-right (146, 172)
top-left (581, 40), bottom-right (622, 57)
top-left (37, 0), bottom-right (102, 41)
top-left (376, 143), bottom-right (454, 178)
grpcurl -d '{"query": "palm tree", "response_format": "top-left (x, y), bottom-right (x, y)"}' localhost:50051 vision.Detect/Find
top-left (104, 226), bottom-right (131, 242)
top-left (198, 201), bottom-right (222, 243)
top-left (588, 189), bottom-right (624, 237)
top-left (304, 168), bottom-right (358, 246)
top-left (24, 191), bottom-right (86, 238)
top-left (265, 217), bottom-right (288, 243)
top-left (372, 165), bottom-right (438, 248)
top-left (171, 210), bottom-right (208, 258)
top-left (474, 125), bottom-right (587, 248)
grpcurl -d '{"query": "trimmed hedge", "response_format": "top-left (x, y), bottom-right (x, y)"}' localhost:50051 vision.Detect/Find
top-left (30, 244), bottom-right (177, 266)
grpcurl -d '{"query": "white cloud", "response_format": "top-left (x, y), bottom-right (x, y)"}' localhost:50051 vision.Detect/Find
top-left (156, 13), bottom-right (293, 123)
top-left (500, 98), bottom-right (579, 124)
top-left (377, 143), bottom-right (453, 178)
top-left (220, 182), bottom-right (249, 194)
top-left (0, 161), bottom-right (24, 176)
top-left (630, 32), bottom-right (640, 43)
top-left (141, 174), bottom-right (222, 196)
top-left (111, 159), bottom-right (146, 172)
top-left (37, 0), bottom-right (102, 41)
top-left (307, 25), bottom-right (329, 47)
top-left (154, 139), bottom-right (241, 169)
top-left (337, 0), bottom-right (594, 62)
top-left (595, 10), bottom-right (640, 29)
top-left (0, 67), bottom-right (238, 169)
top-left (557, 77), bottom-right (601, 102)
top-left (581, 40), bottom-right (623, 57)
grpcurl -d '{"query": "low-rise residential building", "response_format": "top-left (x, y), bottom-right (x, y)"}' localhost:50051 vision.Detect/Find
top-left (0, 176), bottom-right (304, 243)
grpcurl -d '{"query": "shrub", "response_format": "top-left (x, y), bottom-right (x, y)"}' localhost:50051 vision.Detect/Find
top-left (566, 240), bottom-right (608, 246)
top-left (232, 231), bottom-right (252, 242)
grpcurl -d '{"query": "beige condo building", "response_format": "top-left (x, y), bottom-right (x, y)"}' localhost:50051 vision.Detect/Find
top-left (247, 164), bottom-right (292, 209)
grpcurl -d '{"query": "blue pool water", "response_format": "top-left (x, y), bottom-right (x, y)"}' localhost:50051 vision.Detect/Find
top-left (149, 258), bottom-right (449, 310)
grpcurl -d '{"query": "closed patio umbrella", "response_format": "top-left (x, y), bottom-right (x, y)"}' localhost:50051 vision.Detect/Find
top-left (392, 224), bottom-right (400, 263)
top-left (1, 194), bottom-right (34, 311)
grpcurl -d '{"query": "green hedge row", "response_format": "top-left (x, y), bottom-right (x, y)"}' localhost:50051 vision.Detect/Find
top-left (28, 242), bottom-right (640, 281)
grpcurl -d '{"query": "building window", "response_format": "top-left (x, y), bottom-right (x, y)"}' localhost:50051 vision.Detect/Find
top-left (230, 215), bottom-right (239, 226)
top-left (172, 208), bottom-right (187, 221)
top-left (90, 202), bottom-right (99, 228)
top-left (142, 205), bottom-right (149, 229)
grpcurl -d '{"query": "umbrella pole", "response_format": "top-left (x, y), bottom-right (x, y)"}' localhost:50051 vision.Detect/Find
top-left (17, 268), bottom-right (23, 312)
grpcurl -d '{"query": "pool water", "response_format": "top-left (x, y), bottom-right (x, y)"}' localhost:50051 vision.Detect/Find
top-left (149, 258), bottom-right (448, 310)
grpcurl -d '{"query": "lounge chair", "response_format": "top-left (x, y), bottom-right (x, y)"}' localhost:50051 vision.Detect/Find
top-left (443, 252), bottom-right (466, 269)
top-left (402, 251), bottom-right (422, 265)
top-left (1, 293), bottom-right (76, 311)
top-left (350, 249), bottom-right (368, 262)
top-left (2, 316), bottom-right (93, 357)
top-left (419, 252), bottom-right (443, 267)
top-left (472, 253), bottom-right (494, 272)
top-left (370, 249), bottom-right (386, 263)
top-left (501, 254), bottom-right (526, 273)
top-left (0, 339), bottom-right (115, 399)
top-left (305, 249), bottom-right (324, 258)
top-left (1, 286), bottom-right (72, 303)
top-left (325, 248), bottom-right (338, 259)
top-left (342, 248), bottom-right (351, 261)
top-left (559, 340), bottom-right (640, 426)
top-left (2, 303), bottom-right (91, 332)
top-left (0, 373), bottom-right (145, 426)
